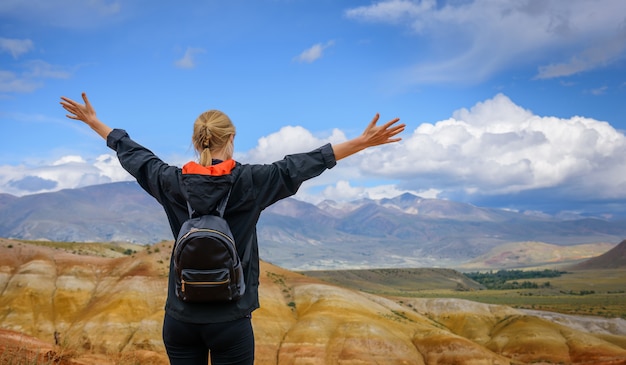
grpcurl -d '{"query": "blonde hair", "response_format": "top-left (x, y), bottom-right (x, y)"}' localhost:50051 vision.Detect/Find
top-left (192, 110), bottom-right (236, 166)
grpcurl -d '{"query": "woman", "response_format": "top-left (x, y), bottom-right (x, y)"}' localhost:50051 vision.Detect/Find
top-left (60, 92), bottom-right (405, 365)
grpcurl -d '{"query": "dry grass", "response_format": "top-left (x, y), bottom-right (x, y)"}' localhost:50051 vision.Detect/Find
top-left (301, 267), bottom-right (626, 319)
top-left (11, 239), bottom-right (147, 258)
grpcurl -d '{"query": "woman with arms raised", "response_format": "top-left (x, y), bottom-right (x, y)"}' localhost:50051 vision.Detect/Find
top-left (60, 92), bottom-right (405, 365)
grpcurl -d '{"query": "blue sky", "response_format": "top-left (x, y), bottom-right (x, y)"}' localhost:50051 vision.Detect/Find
top-left (1, 0), bottom-right (626, 218)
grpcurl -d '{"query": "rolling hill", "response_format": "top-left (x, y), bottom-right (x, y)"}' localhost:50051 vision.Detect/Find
top-left (1, 238), bottom-right (626, 365)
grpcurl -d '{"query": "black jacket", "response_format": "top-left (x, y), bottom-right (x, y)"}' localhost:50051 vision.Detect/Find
top-left (106, 128), bottom-right (337, 323)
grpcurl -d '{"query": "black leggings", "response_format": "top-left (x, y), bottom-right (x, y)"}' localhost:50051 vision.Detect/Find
top-left (162, 314), bottom-right (254, 365)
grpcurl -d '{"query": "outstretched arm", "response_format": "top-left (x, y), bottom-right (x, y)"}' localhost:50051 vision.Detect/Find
top-left (60, 92), bottom-right (112, 140)
top-left (332, 113), bottom-right (405, 161)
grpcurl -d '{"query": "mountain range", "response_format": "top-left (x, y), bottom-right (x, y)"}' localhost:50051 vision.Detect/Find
top-left (1, 181), bottom-right (625, 270)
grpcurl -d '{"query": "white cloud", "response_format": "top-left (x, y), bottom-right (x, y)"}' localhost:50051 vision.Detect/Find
top-left (396, 93), bottom-right (626, 198)
top-left (23, 60), bottom-right (72, 79)
top-left (535, 26), bottom-right (626, 79)
top-left (0, 37), bottom-right (34, 58)
top-left (294, 41), bottom-right (335, 63)
top-left (588, 86), bottom-right (609, 96)
top-left (0, 153), bottom-right (132, 196)
top-left (345, 0), bottom-right (626, 84)
top-left (174, 47), bottom-right (206, 69)
top-left (240, 125), bottom-right (346, 163)
top-left (0, 70), bottom-right (42, 93)
top-left (52, 155), bottom-right (85, 165)
top-left (0, 60), bottom-right (71, 94)
top-left (93, 154), bottom-right (132, 181)
top-left (3, 94), bottom-right (626, 207)
top-left (345, 0), bottom-right (435, 25)
top-left (0, 39), bottom-right (68, 96)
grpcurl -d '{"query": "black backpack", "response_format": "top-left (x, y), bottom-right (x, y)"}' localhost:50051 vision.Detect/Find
top-left (173, 188), bottom-right (245, 303)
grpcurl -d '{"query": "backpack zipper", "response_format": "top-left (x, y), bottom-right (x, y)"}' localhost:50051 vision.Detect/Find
top-left (179, 228), bottom-right (235, 244)
top-left (182, 278), bottom-right (230, 293)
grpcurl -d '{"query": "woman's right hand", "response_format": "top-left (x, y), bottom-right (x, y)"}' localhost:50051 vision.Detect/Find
top-left (60, 92), bottom-right (112, 140)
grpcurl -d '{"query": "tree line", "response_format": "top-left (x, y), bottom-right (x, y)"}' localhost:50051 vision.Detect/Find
top-left (463, 269), bottom-right (565, 290)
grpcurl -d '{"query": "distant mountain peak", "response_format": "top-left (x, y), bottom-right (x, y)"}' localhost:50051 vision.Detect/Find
top-left (397, 192), bottom-right (422, 201)
top-left (378, 193), bottom-right (424, 215)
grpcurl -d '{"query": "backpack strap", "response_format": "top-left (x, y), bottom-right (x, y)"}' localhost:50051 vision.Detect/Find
top-left (184, 187), bottom-right (232, 219)
top-left (215, 187), bottom-right (232, 218)
top-left (186, 201), bottom-right (194, 219)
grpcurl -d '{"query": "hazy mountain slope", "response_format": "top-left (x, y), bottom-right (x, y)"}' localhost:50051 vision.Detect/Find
top-left (458, 241), bottom-right (618, 270)
top-left (0, 182), bottom-right (171, 243)
top-left (0, 193), bottom-right (17, 210)
top-left (569, 239), bottom-right (626, 270)
top-left (1, 239), bottom-right (626, 364)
